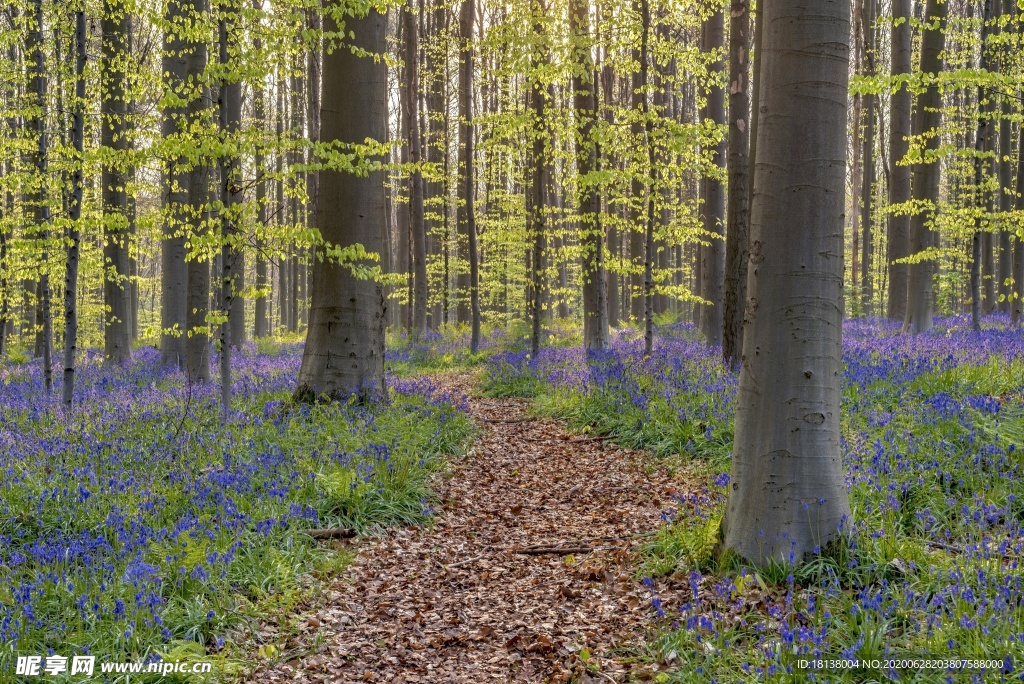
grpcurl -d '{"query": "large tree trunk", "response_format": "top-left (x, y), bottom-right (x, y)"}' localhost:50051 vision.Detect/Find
top-left (63, 9), bottom-right (86, 410)
top-left (904, 0), bottom-right (947, 334)
top-left (102, 0), bottom-right (132, 363)
top-left (722, 0), bottom-right (750, 366)
top-left (861, 0), bottom-right (876, 316)
top-left (186, 0), bottom-right (211, 382)
top-left (295, 7), bottom-right (388, 403)
top-left (457, 0), bottom-right (480, 350)
top-left (720, 0), bottom-right (853, 565)
top-left (699, 7), bottom-right (725, 347)
top-left (886, 0), bottom-right (911, 321)
top-left (574, 0), bottom-right (607, 350)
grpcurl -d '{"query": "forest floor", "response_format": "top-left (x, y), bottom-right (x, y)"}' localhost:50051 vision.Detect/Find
top-left (247, 372), bottom-right (695, 683)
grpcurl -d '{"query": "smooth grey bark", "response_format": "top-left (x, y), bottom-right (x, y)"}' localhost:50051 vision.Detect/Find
top-left (861, 0), bottom-right (876, 316)
top-left (699, 7), bottom-right (725, 348)
top-left (185, 0), bottom-right (211, 382)
top-left (294, 6), bottom-right (388, 403)
top-left (161, 0), bottom-right (190, 362)
top-left (457, 0), bottom-right (480, 351)
top-left (218, 3), bottom-right (242, 415)
top-left (903, 0), bottom-right (946, 334)
top-left (720, 0), bottom-right (852, 564)
top-left (573, 0), bottom-right (607, 351)
top-left (405, 0), bottom-right (428, 336)
top-left (886, 0), bottom-right (911, 321)
top-left (723, 0), bottom-right (750, 366)
top-left (102, 0), bottom-right (132, 363)
top-left (63, 9), bottom-right (86, 410)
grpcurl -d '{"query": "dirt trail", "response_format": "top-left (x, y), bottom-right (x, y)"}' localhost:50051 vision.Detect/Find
top-left (250, 374), bottom-right (687, 683)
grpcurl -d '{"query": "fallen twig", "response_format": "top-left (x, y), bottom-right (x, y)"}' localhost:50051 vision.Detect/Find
top-left (486, 417), bottom-right (537, 424)
top-left (304, 527), bottom-right (357, 540)
top-left (516, 546), bottom-right (595, 556)
top-left (445, 554), bottom-right (484, 569)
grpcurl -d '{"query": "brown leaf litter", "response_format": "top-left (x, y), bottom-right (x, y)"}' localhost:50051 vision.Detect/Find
top-left (246, 373), bottom-right (698, 683)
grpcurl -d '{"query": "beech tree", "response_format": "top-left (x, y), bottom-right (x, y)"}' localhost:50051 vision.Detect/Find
top-left (294, 4), bottom-right (388, 403)
top-left (721, 0), bottom-right (853, 563)
top-left (903, 0), bottom-right (947, 334)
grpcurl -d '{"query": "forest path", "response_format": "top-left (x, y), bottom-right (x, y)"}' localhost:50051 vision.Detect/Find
top-left (250, 373), bottom-right (688, 683)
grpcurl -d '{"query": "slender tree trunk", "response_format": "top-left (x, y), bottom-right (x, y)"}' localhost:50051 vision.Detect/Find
top-left (723, 0), bottom-right (750, 365)
top-left (406, 1), bottom-right (428, 335)
top-left (904, 0), bottom-right (947, 334)
top-left (699, 7), bottom-right (725, 347)
top-left (63, 9), bottom-right (86, 410)
top-left (601, 44), bottom-right (619, 329)
top-left (1013, 91), bottom-right (1024, 324)
top-left (720, 0), bottom-right (853, 564)
top-left (746, 0), bottom-right (762, 214)
top-left (575, 0), bottom-right (608, 350)
top-left (295, 7), bottom-right (388, 403)
top-left (276, 71), bottom-right (287, 334)
top-left (529, 3), bottom-right (548, 357)
top-left (887, 0), bottom-right (911, 321)
top-left (396, 11), bottom-right (412, 330)
top-left (304, 14), bottom-right (321, 336)
top-left (457, 0), bottom-right (480, 350)
top-left (997, 0), bottom-right (1013, 314)
top-left (253, 4), bottom-right (269, 338)
top-left (641, 0), bottom-right (655, 356)
top-left (218, 3), bottom-right (242, 414)
top-left (289, 67), bottom-right (303, 333)
top-left (186, 0), bottom-right (211, 381)
top-left (102, 0), bottom-right (132, 362)
top-left (29, 0), bottom-right (53, 388)
top-left (971, 0), bottom-right (994, 331)
top-left (861, 0), bottom-right (876, 316)
top-left (850, 0), bottom-right (862, 309)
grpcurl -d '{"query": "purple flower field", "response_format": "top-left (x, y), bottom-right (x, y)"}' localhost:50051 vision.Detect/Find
top-left (0, 343), bottom-right (472, 678)
top-left (485, 316), bottom-right (1024, 681)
